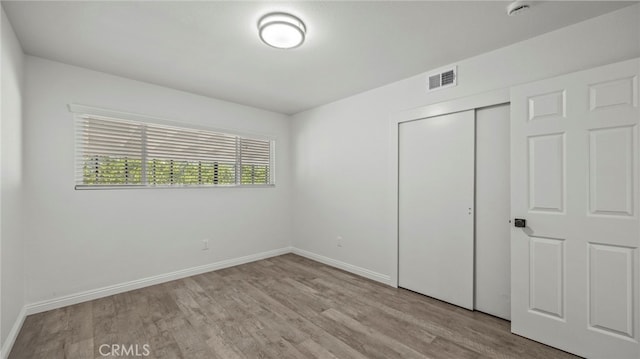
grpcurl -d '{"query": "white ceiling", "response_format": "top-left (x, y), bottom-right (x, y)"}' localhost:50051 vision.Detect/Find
top-left (2, 1), bottom-right (636, 114)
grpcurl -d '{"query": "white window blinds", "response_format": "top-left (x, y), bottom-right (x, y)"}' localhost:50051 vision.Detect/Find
top-left (240, 137), bottom-right (272, 185)
top-left (75, 115), bottom-right (274, 188)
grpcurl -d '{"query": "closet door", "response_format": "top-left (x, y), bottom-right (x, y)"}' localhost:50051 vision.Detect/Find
top-left (398, 110), bottom-right (475, 309)
top-left (475, 104), bottom-right (511, 320)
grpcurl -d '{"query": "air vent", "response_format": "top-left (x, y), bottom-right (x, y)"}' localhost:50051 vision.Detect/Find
top-left (441, 69), bottom-right (455, 85)
top-left (427, 66), bottom-right (457, 92)
top-left (429, 74), bottom-right (441, 89)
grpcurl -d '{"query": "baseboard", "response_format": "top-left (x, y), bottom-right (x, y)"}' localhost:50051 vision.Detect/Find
top-left (24, 246), bottom-right (292, 316)
top-left (1, 306), bottom-right (27, 359)
top-left (22, 245), bottom-right (390, 316)
top-left (291, 248), bottom-right (392, 286)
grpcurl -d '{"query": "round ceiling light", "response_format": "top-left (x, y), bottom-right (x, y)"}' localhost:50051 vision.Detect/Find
top-left (258, 12), bottom-right (306, 49)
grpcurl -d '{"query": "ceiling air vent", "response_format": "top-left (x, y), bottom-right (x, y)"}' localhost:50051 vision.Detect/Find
top-left (427, 66), bottom-right (457, 92)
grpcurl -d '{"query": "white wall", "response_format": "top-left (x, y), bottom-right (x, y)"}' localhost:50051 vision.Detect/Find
top-left (23, 56), bottom-right (292, 304)
top-left (291, 5), bottom-right (640, 283)
top-left (0, 6), bottom-right (25, 350)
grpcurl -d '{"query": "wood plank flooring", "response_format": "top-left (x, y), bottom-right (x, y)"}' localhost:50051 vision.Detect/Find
top-left (9, 254), bottom-right (578, 358)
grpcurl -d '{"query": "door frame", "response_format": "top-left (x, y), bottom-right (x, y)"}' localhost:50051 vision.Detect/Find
top-left (389, 88), bottom-right (509, 288)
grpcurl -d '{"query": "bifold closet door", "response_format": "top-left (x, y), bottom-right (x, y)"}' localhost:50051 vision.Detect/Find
top-left (398, 110), bottom-right (475, 310)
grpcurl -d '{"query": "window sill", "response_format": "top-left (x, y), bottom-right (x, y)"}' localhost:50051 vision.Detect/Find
top-left (74, 184), bottom-right (276, 190)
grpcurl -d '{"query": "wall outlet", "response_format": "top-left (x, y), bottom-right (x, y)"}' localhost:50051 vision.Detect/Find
top-left (337, 235), bottom-right (343, 247)
top-left (202, 239), bottom-right (209, 251)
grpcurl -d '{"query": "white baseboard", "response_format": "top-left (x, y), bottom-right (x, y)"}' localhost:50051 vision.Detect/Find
top-left (291, 248), bottom-right (392, 285)
top-left (1, 306), bottom-right (26, 359)
top-left (22, 246), bottom-right (391, 317)
top-left (24, 246), bottom-right (292, 316)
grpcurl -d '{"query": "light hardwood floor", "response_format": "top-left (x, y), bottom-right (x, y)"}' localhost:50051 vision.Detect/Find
top-left (10, 254), bottom-right (578, 358)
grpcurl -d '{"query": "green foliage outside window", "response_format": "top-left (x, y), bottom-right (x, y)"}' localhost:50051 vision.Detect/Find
top-left (83, 156), bottom-right (143, 185)
top-left (83, 156), bottom-right (269, 186)
top-left (241, 164), bottom-right (270, 185)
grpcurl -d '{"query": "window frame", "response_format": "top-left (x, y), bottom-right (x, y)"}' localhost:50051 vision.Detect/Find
top-left (70, 104), bottom-right (276, 190)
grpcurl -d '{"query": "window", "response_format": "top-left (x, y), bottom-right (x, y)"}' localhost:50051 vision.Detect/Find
top-left (74, 113), bottom-right (274, 189)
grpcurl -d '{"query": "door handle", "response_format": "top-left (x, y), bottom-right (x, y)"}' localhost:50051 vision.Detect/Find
top-left (514, 218), bottom-right (526, 228)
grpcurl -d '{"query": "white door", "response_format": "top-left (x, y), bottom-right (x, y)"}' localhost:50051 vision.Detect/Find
top-left (511, 58), bottom-right (639, 358)
top-left (475, 104), bottom-right (511, 320)
top-left (399, 110), bottom-right (475, 310)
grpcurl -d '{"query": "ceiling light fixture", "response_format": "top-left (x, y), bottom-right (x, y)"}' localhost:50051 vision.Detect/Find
top-left (258, 12), bottom-right (306, 49)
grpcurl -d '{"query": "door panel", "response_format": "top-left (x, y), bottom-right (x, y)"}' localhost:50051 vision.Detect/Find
top-left (529, 236), bottom-right (565, 319)
top-left (588, 77), bottom-right (637, 110)
top-left (528, 133), bottom-right (565, 212)
top-left (588, 243), bottom-right (634, 339)
top-left (399, 110), bottom-right (475, 310)
top-left (475, 104), bottom-right (511, 320)
top-left (511, 58), bottom-right (640, 358)
top-left (528, 90), bottom-right (566, 121)
top-left (588, 126), bottom-right (634, 216)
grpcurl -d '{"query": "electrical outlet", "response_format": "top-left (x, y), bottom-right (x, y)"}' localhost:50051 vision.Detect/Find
top-left (337, 235), bottom-right (343, 247)
top-left (202, 239), bottom-right (209, 251)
